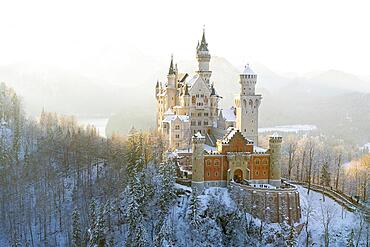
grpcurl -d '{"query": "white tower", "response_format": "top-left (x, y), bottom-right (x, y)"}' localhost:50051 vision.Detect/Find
top-left (235, 64), bottom-right (262, 144)
top-left (196, 28), bottom-right (212, 85)
top-left (166, 55), bottom-right (176, 110)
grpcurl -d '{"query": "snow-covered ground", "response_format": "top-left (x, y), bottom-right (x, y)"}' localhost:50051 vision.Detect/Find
top-left (173, 185), bottom-right (367, 246)
top-left (297, 185), bottom-right (366, 246)
top-left (259, 124), bottom-right (317, 133)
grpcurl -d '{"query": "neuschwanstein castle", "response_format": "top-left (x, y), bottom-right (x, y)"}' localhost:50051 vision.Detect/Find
top-left (155, 29), bottom-right (284, 189)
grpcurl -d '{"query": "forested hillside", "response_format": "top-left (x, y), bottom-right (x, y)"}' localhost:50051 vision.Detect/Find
top-left (0, 83), bottom-right (299, 246)
top-left (1, 83), bottom-right (368, 246)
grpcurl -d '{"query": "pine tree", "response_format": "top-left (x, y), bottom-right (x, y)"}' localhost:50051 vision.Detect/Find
top-left (88, 199), bottom-right (98, 247)
top-left (159, 162), bottom-right (176, 214)
top-left (125, 170), bottom-right (149, 247)
top-left (96, 205), bottom-right (107, 247)
top-left (187, 190), bottom-right (201, 227)
top-left (346, 229), bottom-right (354, 247)
top-left (286, 224), bottom-right (298, 247)
top-left (320, 162), bottom-right (331, 187)
top-left (72, 208), bottom-right (81, 247)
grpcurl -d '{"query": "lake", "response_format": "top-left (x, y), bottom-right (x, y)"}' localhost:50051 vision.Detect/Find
top-left (258, 124), bottom-right (317, 133)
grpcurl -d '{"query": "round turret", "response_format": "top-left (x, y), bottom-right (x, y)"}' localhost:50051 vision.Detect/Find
top-left (192, 132), bottom-right (205, 190)
top-left (240, 64), bottom-right (257, 96)
top-left (236, 63), bottom-right (261, 144)
top-left (269, 133), bottom-right (283, 187)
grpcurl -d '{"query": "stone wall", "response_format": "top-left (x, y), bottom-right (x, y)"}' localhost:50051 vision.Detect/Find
top-left (229, 182), bottom-right (301, 224)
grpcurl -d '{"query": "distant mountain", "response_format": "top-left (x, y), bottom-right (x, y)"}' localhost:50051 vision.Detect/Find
top-left (1, 53), bottom-right (369, 144)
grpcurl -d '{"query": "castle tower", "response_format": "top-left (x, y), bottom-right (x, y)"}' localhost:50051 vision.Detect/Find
top-left (210, 84), bottom-right (219, 126)
top-left (191, 132), bottom-right (205, 190)
top-left (196, 28), bottom-right (212, 85)
top-left (166, 55), bottom-right (176, 110)
top-left (235, 64), bottom-right (262, 144)
top-left (269, 133), bottom-right (282, 187)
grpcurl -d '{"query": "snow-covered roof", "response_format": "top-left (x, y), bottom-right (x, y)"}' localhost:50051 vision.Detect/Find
top-left (193, 131), bottom-right (205, 139)
top-left (221, 107), bottom-right (236, 122)
top-left (221, 127), bottom-right (253, 144)
top-left (253, 146), bottom-right (268, 153)
top-left (224, 127), bottom-right (237, 141)
top-left (162, 115), bottom-right (189, 123)
top-left (186, 74), bottom-right (199, 88)
top-left (271, 132), bottom-right (282, 138)
top-left (204, 144), bottom-right (217, 152)
top-left (176, 148), bottom-right (192, 154)
top-left (164, 108), bottom-right (174, 116)
top-left (241, 64), bottom-right (256, 75)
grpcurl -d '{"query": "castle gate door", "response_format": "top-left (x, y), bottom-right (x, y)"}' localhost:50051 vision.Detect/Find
top-left (234, 169), bottom-right (243, 183)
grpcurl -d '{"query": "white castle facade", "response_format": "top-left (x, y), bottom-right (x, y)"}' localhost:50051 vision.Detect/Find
top-left (155, 29), bottom-right (261, 149)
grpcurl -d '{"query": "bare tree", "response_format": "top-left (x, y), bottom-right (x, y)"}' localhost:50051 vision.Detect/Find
top-left (320, 201), bottom-right (335, 247)
top-left (285, 135), bottom-right (298, 180)
top-left (307, 138), bottom-right (315, 195)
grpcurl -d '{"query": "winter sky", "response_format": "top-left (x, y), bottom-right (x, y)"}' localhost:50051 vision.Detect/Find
top-left (0, 0), bottom-right (369, 76)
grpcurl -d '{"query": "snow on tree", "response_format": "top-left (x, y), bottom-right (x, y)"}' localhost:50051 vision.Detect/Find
top-left (286, 224), bottom-right (298, 247)
top-left (72, 208), bottom-right (81, 247)
top-left (186, 190), bottom-right (201, 227)
top-left (346, 229), bottom-right (354, 247)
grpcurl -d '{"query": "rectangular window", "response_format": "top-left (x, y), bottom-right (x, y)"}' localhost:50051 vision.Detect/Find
top-left (198, 121), bottom-right (202, 126)
top-left (175, 125), bottom-right (180, 130)
top-left (175, 134), bottom-right (180, 139)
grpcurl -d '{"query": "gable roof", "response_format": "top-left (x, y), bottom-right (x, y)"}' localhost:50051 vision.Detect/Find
top-left (164, 108), bottom-right (174, 116)
top-left (162, 115), bottom-right (189, 123)
top-left (187, 74), bottom-right (211, 94)
top-left (221, 127), bottom-right (253, 144)
top-left (220, 107), bottom-right (236, 122)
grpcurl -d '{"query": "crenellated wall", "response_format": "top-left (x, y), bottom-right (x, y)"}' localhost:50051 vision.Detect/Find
top-left (229, 182), bottom-right (301, 224)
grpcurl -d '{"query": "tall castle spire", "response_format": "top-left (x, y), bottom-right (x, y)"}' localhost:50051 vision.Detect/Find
top-left (196, 26), bottom-right (212, 85)
top-left (198, 27), bottom-right (209, 52)
top-left (168, 54), bottom-right (175, 75)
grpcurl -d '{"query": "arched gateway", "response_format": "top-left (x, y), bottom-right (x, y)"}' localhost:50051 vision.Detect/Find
top-left (233, 169), bottom-right (243, 183)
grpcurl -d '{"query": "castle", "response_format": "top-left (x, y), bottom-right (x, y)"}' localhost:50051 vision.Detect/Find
top-left (155, 29), bottom-right (283, 189)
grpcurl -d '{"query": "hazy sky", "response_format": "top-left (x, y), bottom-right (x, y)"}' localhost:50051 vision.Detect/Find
top-left (1, 0), bottom-right (369, 76)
